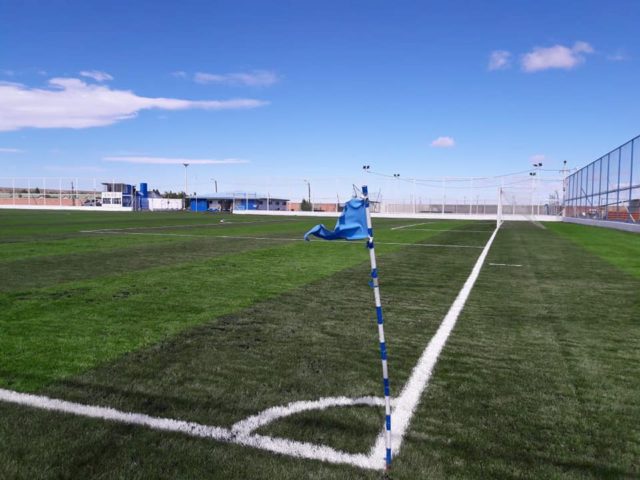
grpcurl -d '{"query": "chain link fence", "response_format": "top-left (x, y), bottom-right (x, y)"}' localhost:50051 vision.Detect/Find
top-left (565, 134), bottom-right (640, 223)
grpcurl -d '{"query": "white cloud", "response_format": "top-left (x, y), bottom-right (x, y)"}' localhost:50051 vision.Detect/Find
top-left (430, 136), bottom-right (455, 148)
top-left (171, 71), bottom-right (187, 78)
top-left (0, 78), bottom-right (268, 131)
top-left (488, 50), bottom-right (511, 70)
top-left (530, 154), bottom-right (546, 163)
top-left (194, 70), bottom-right (279, 86)
top-left (79, 70), bottom-right (114, 82)
top-left (1, 69), bottom-right (15, 76)
top-left (0, 147), bottom-right (23, 153)
top-left (103, 156), bottom-right (249, 165)
top-left (521, 41), bottom-right (594, 72)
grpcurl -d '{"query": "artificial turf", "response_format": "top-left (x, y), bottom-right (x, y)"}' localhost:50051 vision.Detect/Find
top-left (0, 210), bottom-right (637, 479)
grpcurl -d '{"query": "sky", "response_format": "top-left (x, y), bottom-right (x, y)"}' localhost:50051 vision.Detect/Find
top-left (1, 0), bottom-right (639, 202)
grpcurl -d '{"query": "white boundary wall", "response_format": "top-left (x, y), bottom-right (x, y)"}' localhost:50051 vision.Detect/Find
top-left (563, 216), bottom-right (640, 233)
top-left (0, 205), bottom-right (133, 212)
top-left (233, 209), bottom-right (562, 222)
top-left (149, 198), bottom-right (182, 211)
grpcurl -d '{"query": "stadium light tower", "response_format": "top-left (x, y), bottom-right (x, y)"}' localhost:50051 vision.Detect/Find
top-left (304, 179), bottom-right (312, 210)
top-left (183, 163), bottom-right (189, 210)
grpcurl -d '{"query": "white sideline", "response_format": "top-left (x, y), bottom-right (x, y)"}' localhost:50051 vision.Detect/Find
top-left (1, 225), bottom-right (499, 471)
top-left (370, 224), bottom-right (500, 460)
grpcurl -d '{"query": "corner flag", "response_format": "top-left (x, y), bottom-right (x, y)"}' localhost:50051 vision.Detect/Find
top-left (303, 187), bottom-right (392, 470)
top-left (303, 198), bottom-right (368, 241)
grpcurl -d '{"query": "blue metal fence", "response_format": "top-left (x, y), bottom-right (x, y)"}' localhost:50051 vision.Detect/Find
top-left (565, 134), bottom-right (640, 223)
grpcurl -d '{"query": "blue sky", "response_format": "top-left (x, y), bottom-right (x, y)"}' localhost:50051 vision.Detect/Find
top-left (1, 0), bottom-right (639, 201)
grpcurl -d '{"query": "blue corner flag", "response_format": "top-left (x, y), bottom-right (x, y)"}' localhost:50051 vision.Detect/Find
top-left (304, 198), bottom-right (368, 241)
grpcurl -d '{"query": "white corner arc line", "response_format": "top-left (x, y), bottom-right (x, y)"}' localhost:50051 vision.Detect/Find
top-left (0, 388), bottom-right (382, 470)
top-left (369, 224), bottom-right (500, 461)
top-left (231, 396), bottom-right (384, 436)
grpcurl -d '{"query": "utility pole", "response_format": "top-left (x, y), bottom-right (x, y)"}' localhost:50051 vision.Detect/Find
top-left (304, 179), bottom-right (311, 210)
top-left (183, 163), bottom-right (189, 210)
top-left (530, 161), bottom-right (542, 216)
top-left (211, 178), bottom-right (218, 193)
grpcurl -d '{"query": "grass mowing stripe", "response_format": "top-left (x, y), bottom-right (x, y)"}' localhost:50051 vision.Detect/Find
top-left (546, 222), bottom-right (640, 278)
top-left (0, 216), bottom-right (312, 261)
top-left (1, 223), bottom-right (471, 392)
top-left (0, 219), bottom-right (470, 292)
top-left (0, 234), bottom-right (191, 262)
top-left (0, 242), bottom-right (366, 391)
top-left (25, 228), bottom-right (482, 450)
top-left (0, 236), bottom-right (278, 292)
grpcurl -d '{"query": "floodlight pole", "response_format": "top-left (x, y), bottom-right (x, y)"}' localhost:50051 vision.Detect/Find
top-left (362, 185), bottom-right (392, 470)
top-left (304, 179), bottom-right (312, 211)
top-left (183, 163), bottom-right (189, 210)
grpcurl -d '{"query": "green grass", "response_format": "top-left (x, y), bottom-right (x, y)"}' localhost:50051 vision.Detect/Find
top-left (0, 211), bottom-right (638, 479)
top-left (546, 222), bottom-right (640, 277)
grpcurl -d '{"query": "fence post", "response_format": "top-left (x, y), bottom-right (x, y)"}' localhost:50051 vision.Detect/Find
top-left (616, 149), bottom-right (622, 213)
top-left (629, 141), bottom-right (634, 222)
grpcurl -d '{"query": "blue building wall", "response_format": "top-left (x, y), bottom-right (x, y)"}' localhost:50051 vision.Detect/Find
top-left (234, 199), bottom-right (259, 210)
top-left (191, 199), bottom-right (209, 211)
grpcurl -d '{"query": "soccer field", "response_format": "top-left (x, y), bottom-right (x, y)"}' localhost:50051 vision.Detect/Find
top-left (0, 209), bottom-right (638, 479)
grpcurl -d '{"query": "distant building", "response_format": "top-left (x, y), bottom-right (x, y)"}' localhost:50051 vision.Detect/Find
top-left (100, 182), bottom-right (181, 211)
top-left (101, 182), bottom-right (134, 208)
top-left (187, 193), bottom-right (289, 212)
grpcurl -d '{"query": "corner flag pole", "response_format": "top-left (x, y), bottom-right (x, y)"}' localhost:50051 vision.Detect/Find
top-left (362, 185), bottom-right (392, 469)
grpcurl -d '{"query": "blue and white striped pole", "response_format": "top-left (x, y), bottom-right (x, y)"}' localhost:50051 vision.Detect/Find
top-left (362, 185), bottom-right (392, 469)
